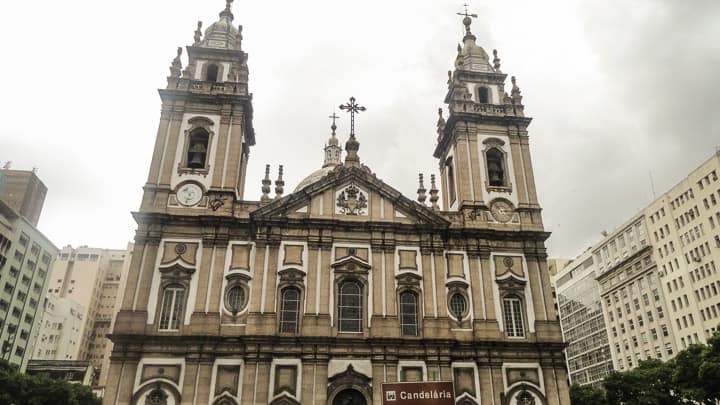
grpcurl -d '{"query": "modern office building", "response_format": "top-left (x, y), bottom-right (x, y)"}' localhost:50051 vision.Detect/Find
top-left (34, 245), bottom-right (132, 388)
top-left (554, 250), bottom-right (613, 386)
top-left (643, 153), bottom-right (720, 348)
top-left (594, 215), bottom-right (677, 371)
top-left (91, 244), bottom-right (132, 389)
top-left (555, 151), bottom-right (720, 377)
top-left (0, 199), bottom-right (58, 371)
top-left (0, 169), bottom-right (48, 228)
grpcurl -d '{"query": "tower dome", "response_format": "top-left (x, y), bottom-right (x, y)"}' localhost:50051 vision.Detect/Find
top-left (200, 0), bottom-right (241, 50)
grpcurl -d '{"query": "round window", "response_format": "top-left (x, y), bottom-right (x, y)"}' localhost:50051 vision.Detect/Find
top-left (226, 285), bottom-right (246, 315)
top-left (449, 293), bottom-right (467, 319)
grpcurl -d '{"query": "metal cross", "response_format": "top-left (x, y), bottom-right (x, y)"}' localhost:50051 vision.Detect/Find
top-left (457, 3), bottom-right (478, 19)
top-left (329, 112), bottom-right (339, 135)
top-left (338, 97), bottom-right (366, 137)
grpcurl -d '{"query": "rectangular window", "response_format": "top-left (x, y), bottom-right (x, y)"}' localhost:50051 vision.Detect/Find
top-left (503, 297), bottom-right (525, 337)
top-left (339, 281), bottom-right (363, 332)
top-left (158, 286), bottom-right (185, 331)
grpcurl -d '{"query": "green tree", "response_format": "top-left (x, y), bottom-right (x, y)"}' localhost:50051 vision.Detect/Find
top-left (569, 383), bottom-right (607, 405)
top-left (698, 329), bottom-right (720, 402)
top-left (672, 343), bottom-right (712, 403)
top-left (0, 360), bottom-right (100, 405)
top-left (604, 359), bottom-right (682, 405)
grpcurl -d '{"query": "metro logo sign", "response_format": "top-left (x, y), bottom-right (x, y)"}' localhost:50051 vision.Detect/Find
top-left (381, 381), bottom-right (455, 405)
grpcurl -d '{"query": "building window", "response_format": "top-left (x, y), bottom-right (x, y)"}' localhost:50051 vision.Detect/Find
top-left (478, 86), bottom-right (490, 103)
top-left (449, 292), bottom-right (468, 320)
top-left (147, 388), bottom-right (168, 405)
top-left (503, 297), bottom-right (525, 337)
top-left (486, 148), bottom-right (506, 187)
top-left (446, 157), bottom-right (456, 205)
top-left (399, 291), bottom-right (419, 336)
top-left (158, 285), bottom-right (185, 331)
top-left (186, 128), bottom-right (209, 169)
top-left (279, 287), bottom-right (300, 333)
top-left (338, 281), bottom-right (362, 332)
top-left (206, 64), bottom-right (219, 82)
top-left (225, 284), bottom-right (247, 316)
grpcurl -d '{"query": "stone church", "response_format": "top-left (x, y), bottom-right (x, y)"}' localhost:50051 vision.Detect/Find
top-left (105, 1), bottom-right (570, 404)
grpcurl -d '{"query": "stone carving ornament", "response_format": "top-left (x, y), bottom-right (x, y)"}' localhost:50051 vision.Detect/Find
top-left (336, 184), bottom-right (367, 215)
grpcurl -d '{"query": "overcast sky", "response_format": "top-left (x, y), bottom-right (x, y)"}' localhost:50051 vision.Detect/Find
top-left (1, 0), bottom-right (718, 259)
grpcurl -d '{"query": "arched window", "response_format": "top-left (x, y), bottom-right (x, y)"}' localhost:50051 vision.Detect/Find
top-left (206, 64), bottom-right (219, 82)
top-left (159, 284), bottom-right (185, 331)
top-left (186, 128), bottom-right (209, 169)
top-left (399, 291), bottom-right (419, 336)
top-left (478, 86), bottom-right (490, 104)
top-left (338, 281), bottom-right (362, 332)
top-left (503, 296), bottom-right (525, 337)
top-left (279, 287), bottom-right (300, 333)
top-left (486, 148), bottom-right (505, 187)
top-left (446, 157), bottom-right (456, 204)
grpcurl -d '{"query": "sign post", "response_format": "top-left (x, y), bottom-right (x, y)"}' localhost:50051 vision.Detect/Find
top-left (381, 381), bottom-right (455, 405)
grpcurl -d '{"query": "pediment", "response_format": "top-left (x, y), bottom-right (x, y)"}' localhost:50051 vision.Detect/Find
top-left (331, 255), bottom-right (371, 274)
top-left (250, 165), bottom-right (450, 227)
top-left (495, 274), bottom-right (526, 291)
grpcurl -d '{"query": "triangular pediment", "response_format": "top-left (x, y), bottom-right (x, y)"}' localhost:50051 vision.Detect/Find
top-left (250, 165), bottom-right (450, 227)
top-left (331, 255), bottom-right (371, 273)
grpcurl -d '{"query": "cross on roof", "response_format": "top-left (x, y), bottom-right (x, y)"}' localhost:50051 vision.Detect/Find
top-left (457, 3), bottom-right (478, 19)
top-left (338, 97), bottom-right (366, 137)
top-left (329, 112), bottom-right (339, 135)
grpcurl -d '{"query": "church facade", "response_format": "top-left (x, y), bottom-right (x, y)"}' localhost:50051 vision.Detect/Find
top-left (104, 2), bottom-right (570, 404)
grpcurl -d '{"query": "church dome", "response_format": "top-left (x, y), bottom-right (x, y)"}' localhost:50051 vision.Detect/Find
top-left (200, 1), bottom-right (240, 50)
top-left (294, 166), bottom-right (335, 192)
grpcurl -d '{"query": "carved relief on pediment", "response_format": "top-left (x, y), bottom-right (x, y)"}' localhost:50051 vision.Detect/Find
top-left (278, 267), bottom-right (306, 286)
top-left (335, 183), bottom-right (368, 216)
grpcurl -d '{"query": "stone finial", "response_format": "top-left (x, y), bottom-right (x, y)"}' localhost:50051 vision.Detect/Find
top-left (194, 21), bottom-right (203, 45)
top-left (493, 49), bottom-right (501, 71)
top-left (275, 165), bottom-right (285, 198)
top-left (511, 76), bottom-right (522, 103)
top-left (169, 47), bottom-right (183, 78)
top-left (261, 164), bottom-right (272, 202)
top-left (437, 108), bottom-right (446, 129)
top-left (220, 0), bottom-right (234, 20)
top-left (447, 70), bottom-right (452, 85)
top-left (417, 174), bottom-right (427, 205)
top-left (457, 43), bottom-right (462, 53)
top-left (429, 174), bottom-right (440, 210)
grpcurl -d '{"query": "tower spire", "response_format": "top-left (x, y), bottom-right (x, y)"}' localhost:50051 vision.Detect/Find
top-left (323, 113), bottom-right (342, 168)
top-left (457, 4), bottom-right (478, 40)
top-left (220, 0), bottom-right (234, 20)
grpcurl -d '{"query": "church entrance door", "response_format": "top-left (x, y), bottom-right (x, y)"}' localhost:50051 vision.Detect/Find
top-left (332, 388), bottom-right (367, 405)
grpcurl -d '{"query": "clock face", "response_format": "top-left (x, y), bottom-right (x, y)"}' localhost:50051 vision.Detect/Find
top-left (490, 200), bottom-right (513, 223)
top-left (177, 183), bottom-right (203, 206)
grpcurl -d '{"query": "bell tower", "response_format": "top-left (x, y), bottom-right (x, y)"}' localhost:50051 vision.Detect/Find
top-left (435, 12), bottom-right (541, 225)
top-left (142, 0), bottom-right (254, 213)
